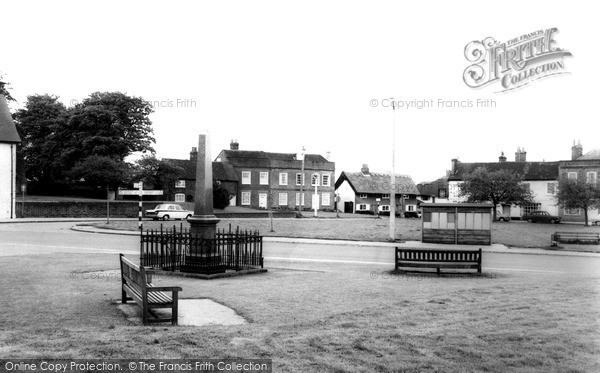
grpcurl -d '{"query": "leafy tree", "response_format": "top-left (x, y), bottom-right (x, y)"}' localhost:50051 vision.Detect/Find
top-left (213, 182), bottom-right (231, 210)
top-left (56, 92), bottom-right (155, 172)
top-left (13, 95), bottom-right (68, 184)
top-left (156, 160), bottom-right (186, 198)
top-left (68, 155), bottom-right (132, 193)
top-left (459, 167), bottom-right (534, 220)
top-left (556, 178), bottom-right (600, 226)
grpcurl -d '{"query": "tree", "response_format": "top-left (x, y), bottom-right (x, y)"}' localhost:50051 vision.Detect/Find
top-left (13, 95), bottom-right (68, 184)
top-left (68, 155), bottom-right (132, 193)
top-left (213, 182), bottom-right (231, 210)
top-left (459, 167), bottom-right (534, 220)
top-left (56, 92), bottom-right (155, 172)
top-left (556, 178), bottom-right (600, 226)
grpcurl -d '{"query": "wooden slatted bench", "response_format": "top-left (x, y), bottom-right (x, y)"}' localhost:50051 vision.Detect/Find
top-left (395, 247), bottom-right (482, 275)
top-left (120, 254), bottom-right (182, 325)
top-left (551, 232), bottom-right (600, 246)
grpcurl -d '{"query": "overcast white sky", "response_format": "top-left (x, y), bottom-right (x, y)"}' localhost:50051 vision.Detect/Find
top-left (3, 1), bottom-right (598, 184)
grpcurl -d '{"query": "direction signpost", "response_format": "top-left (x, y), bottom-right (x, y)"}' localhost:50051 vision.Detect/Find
top-left (118, 182), bottom-right (163, 231)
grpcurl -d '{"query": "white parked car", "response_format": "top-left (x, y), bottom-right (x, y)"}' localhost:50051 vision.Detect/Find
top-left (145, 204), bottom-right (193, 221)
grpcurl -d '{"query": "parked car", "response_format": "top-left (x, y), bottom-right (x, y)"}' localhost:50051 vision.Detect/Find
top-left (403, 211), bottom-right (421, 218)
top-left (591, 219), bottom-right (600, 226)
top-left (495, 210), bottom-right (510, 222)
top-left (522, 210), bottom-right (561, 224)
top-left (145, 204), bottom-right (193, 221)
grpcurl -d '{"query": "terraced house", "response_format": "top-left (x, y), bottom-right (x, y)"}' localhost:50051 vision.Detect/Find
top-left (215, 141), bottom-right (335, 210)
top-left (447, 148), bottom-right (560, 218)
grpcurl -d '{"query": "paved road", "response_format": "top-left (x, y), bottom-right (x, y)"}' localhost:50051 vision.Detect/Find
top-left (1, 222), bottom-right (599, 277)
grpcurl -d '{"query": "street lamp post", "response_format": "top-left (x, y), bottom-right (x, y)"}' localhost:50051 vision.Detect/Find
top-left (389, 101), bottom-right (396, 241)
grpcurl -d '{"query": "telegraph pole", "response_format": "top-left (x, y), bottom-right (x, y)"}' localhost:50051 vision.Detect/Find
top-left (389, 101), bottom-right (396, 241)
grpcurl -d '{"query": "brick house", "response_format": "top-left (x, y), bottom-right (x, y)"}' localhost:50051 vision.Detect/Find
top-left (447, 149), bottom-right (560, 218)
top-left (0, 90), bottom-right (21, 219)
top-left (215, 141), bottom-right (335, 210)
top-left (557, 142), bottom-right (600, 223)
top-left (162, 147), bottom-right (238, 204)
top-left (334, 164), bottom-right (420, 215)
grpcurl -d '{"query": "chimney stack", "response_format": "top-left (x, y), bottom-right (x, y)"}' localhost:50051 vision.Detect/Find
top-left (571, 140), bottom-right (583, 160)
top-left (451, 158), bottom-right (459, 174)
top-left (499, 151), bottom-right (507, 162)
top-left (325, 151), bottom-right (331, 161)
top-left (230, 139), bottom-right (239, 150)
top-left (515, 147), bottom-right (527, 162)
top-left (360, 164), bottom-right (370, 175)
top-left (189, 147), bottom-right (198, 162)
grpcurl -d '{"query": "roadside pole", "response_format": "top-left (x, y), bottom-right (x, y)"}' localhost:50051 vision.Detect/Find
top-left (106, 187), bottom-right (110, 224)
top-left (138, 182), bottom-right (143, 232)
top-left (389, 101), bottom-right (396, 241)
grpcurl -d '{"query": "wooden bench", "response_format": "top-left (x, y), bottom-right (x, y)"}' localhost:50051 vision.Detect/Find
top-left (395, 248), bottom-right (482, 275)
top-left (120, 254), bottom-right (182, 325)
top-left (551, 232), bottom-right (600, 246)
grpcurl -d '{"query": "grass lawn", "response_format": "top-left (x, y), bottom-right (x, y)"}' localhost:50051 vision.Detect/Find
top-left (91, 217), bottom-right (600, 250)
top-left (0, 252), bottom-right (598, 372)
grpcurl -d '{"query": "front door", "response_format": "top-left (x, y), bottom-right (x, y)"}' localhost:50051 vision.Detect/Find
top-left (259, 193), bottom-right (268, 209)
top-left (344, 201), bottom-right (354, 213)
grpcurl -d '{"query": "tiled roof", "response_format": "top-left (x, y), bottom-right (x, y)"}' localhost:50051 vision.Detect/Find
top-left (335, 171), bottom-right (420, 195)
top-left (0, 94), bottom-right (21, 144)
top-left (577, 149), bottom-right (600, 160)
top-left (448, 161), bottom-right (559, 181)
top-left (161, 158), bottom-right (238, 181)
top-left (217, 150), bottom-right (334, 170)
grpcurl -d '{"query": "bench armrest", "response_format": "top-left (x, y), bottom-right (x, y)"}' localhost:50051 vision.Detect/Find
top-left (147, 286), bottom-right (182, 292)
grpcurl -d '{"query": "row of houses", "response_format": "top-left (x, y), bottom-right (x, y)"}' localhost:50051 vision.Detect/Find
top-left (1, 84), bottom-right (598, 222)
top-left (419, 144), bottom-right (600, 223)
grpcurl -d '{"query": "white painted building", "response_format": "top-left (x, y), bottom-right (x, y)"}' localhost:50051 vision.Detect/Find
top-left (447, 150), bottom-right (560, 219)
top-left (0, 92), bottom-right (21, 219)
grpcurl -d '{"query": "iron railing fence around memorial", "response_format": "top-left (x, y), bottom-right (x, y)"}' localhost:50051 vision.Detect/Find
top-left (140, 224), bottom-right (263, 274)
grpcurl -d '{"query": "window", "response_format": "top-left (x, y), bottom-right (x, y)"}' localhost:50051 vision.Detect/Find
top-left (522, 203), bottom-right (541, 216)
top-left (242, 171), bottom-right (251, 185)
top-left (174, 193), bottom-right (185, 202)
top-left (382, 194), bottom-right (390, 199)
top-left (358, 204), bottom-right (369, 210)
top-left (295, 193), bottom-right (305, 206)
top-left (175, 180), bottom-right (186, 188)
top-left (321, 174), bottom-right (331, 187)
top-left (547, 182), bottom-right (556, 194)
top-left (381, 205), bottom-right (390, 211)
top-left (278, 193), bottom-right (288, 206)
top-left (359, 193), bottom-right (367, 198)
top-left (241, 191), bottom-right (251, 205)
top-left (260, 172), bottom-right (269, 185)
top-left (279, 173), bottom-right (288, 186)
top-left (321, 193), bottom-right (330, 206)
top-left (406, 205), bottom-right (415, 212)
top-left (296, 173), bottom-right (305, 186)
top-left (587, 172), bottom-right (597, 184)
top-left (403, 195), bottom-right (410, 199)
top-left (568, 172), bottom-right (578, 180)
top-left (311, 174), bottom-right (320, 186)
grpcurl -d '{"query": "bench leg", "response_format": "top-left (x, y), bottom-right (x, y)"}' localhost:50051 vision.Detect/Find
top-left (436, 267), bottom-right (440, 276)
top-left (172, 292), bottom-right (179, 325)
top-left (121, 288), bottom-right (127, 304)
